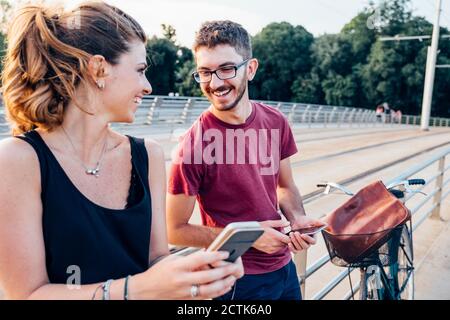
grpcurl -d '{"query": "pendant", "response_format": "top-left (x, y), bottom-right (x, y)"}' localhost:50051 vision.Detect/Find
top-left (86, 168), bottom-right (100, 178)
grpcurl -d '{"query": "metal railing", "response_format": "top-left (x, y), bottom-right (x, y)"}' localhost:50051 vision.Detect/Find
top-left (136, 96), bottom-right (450, 129)
top-left (2, 95), bottom-right (449, 134)
top-left (295, 146), bottom-right (450, 300)
top-left (139, 95), bottom-right (450, 129)
top-left (141, 96), bottom-right (374, 127)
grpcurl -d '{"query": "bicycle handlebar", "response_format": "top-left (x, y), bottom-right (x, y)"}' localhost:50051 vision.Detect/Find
top-left (385, 179), bottom-right (426, 190)
top-left (406, 179), bottom-right (426, 185)
top-left (317, 178), bottom-right (426, 198)
top-left (389, 189), bottom-right (405, 199)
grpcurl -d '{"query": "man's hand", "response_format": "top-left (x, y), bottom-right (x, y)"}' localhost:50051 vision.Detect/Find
top-left (287, 216), bottom-right (324, 253)
top-left (252, 220), bottom-right (291, 254)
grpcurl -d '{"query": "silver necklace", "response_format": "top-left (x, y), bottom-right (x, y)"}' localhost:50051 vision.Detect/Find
top-left (60, 126), bottom-right (108, 178)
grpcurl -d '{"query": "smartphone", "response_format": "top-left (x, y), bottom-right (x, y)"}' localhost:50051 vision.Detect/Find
top-left (170, 221), bottom-right (264, 263)
top-left (206, 221), bottom-right (264, 262)
top-left (286, 224), bottom-right (328, 236)
top-left (169, 246), bottom-right (201, 256)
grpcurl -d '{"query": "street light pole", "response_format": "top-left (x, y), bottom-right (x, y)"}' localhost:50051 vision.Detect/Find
top-left (420, 0), bottom-right (442, 131)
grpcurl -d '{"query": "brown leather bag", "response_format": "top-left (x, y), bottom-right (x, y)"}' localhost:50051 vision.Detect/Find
top-left (322, 181), bottom-right (411, 265)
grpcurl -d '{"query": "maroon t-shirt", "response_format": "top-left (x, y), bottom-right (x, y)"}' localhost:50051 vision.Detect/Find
top-left (168, 101), bottom-right (298, 274)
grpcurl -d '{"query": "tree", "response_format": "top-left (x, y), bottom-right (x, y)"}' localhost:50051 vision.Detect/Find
top-left (290, 9), bottom-right (380, 108)
top-left (358, 0), bottom-right (434, 114)
top-left (341, 10), bottom-right (378, 64)
top-left (145, 36), bottom-right (178, 95)
top-left (377, 0), bottom-right (413, 36)
top-left (322, 72), bottom-right (359, 106)
top-left (433, 57), bottom-right (450, 117)
top-left (161, 23), bottom-right (177, 43)
top-left (251, 22), bottom-right (314, 101)
top-left (175, 58), bottom-right (202, 97)
top-left (0, 32), bottom-right (5, 73)
top-left (361, 16), bottom-right (440, 115)
top-left (291, 0), bottom-right (450, 116)
top-left (176, 46), bottom-right (193, 67)
top-left (292, 33), bottom-right (365, 107)
top-left (173, 47), bottom-right (201, 97)
top-left (311, 34), bottom-right (355, 78)
top-left (291, 72), bottom-right (323, 104)
top-left (0, 0), bottom-right (12, 75)
top-left (146, 24), bottom-right (203, 97)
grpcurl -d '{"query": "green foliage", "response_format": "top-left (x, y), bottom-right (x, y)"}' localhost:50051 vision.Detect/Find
top-left (175, 58), bottom-right (202, 97)
top-left (291, 72), bottom-right (323, 104)
top-left (173, 46), bottom-right (202, 96)
top-left (377, 0), bottom-right (413, 35)
top-left (292, 0), bottom-right (448, 117)
top-left (250, 22), bottom-right (314, 101)
top-left (161, 23), bottom-right (177, 42)
top-left (146, 36), bottom-right (178, 95)
top-left (341, 10), bottom-right (378, 64)
top-left (361, 15), bottom-right (449, 116)
top-left (0, 32), bottom-right (5, 74)
top-left (0, 0), bottom-right (12, 75)
top-left (322, 72), bottom-right (359, 107)
top-left (146, 24), bottom-right (201, 96)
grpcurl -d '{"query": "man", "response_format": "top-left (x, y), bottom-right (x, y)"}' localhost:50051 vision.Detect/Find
top-left (167, 20), bottom-right (323, 300)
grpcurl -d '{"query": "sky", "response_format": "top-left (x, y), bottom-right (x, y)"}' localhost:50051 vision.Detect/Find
top-left (9, 0), bottom-right (450, 47)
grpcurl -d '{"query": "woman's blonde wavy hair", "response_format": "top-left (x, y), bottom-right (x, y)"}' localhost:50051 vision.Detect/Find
top-left (1, 1), bottom-right (146, 135)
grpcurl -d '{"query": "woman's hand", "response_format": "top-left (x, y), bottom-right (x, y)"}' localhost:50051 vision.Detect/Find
top-left (130, 250), bottom-right (244, 300)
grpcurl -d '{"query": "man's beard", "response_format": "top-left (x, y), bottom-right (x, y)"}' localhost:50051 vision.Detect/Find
top-left (205, 78), bottom-right (247, 112)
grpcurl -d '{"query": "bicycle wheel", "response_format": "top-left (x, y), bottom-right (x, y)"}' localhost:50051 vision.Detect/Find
top-left (389, 225), bottom-right (414, 300)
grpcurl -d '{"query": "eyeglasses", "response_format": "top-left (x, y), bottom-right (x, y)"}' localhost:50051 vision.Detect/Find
top-left (192, 59), bottom-right (250, 83)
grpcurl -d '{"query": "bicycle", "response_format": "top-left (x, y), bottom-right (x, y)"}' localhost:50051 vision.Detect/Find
top-left (316, 179), bottom-right (426, 300)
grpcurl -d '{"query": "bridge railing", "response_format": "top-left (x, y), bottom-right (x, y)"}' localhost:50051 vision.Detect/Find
top-left (1, 95), bottom-right (449, 134)
top-left (141, 96), bottom-right (450, 128)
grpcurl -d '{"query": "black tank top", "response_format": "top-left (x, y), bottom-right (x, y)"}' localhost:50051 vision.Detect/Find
top-left (16, 130), bottom-right (152, 285)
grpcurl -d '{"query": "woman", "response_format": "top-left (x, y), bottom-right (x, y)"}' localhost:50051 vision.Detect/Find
top-left (0, 1), bottom-right (243, 299)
